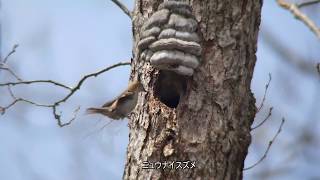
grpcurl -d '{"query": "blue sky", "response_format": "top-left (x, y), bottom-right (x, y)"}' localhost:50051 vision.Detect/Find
top-left (1, 1), bottom-right (319, 180)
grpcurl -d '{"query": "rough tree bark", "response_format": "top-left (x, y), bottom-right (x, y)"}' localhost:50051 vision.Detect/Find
top-left (125, 0), bottom-right (262, 179)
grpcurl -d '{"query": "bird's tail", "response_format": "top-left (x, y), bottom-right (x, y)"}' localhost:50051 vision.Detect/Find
top-left (86, 107), bottom-right (107, 115)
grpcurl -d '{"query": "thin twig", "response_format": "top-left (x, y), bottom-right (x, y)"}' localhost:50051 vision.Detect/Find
top-left (244, 118), bottom-right (285, 171)
top-left (54, 61), bottom-right (131, 105)
top-left (7, 86), bottom-right (51, 107)
top-left (0, 44), bottom-right (22, 81)
top-left (297, 0), bottom-right (320, 8)
top-left (0, 86), bottom-right (52, 115)
top-left (277, 0), bottom-right (320, 39)
top-left (55, 106), bottom-right (81, 127)
top-left (251, 107), bottom-right (273, 131)
top-left (0, 99), bottom-right (19, 115)
top-left (3, 44), bottom-right (19, 63)
top-left (1, 62), bottom-right (131, 127)
top-left (257, 73), bottom-right (272, 113)
top-left (111, 0), bottom-right (132, 18)
top-left (0, 64), bottom-right (23, 81)
top-left (0, 80), bottom-right (72, 90)
top-left (0, 44), bottom-right (130, 127)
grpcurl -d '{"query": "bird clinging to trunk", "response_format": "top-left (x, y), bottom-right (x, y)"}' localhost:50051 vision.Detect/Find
top-left (87, 79), bottom-right (145, 120)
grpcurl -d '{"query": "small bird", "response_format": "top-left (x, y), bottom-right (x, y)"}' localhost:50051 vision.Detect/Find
top-left (87, 79), bottom-right (145, 120)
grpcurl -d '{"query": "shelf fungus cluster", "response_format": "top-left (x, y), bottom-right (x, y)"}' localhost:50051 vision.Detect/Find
top-left (138, 1), bottom-right (202, 76)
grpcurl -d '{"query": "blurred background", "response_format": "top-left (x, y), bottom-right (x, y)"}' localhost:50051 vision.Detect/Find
top-left (0, 0), bottom-right (319, 180)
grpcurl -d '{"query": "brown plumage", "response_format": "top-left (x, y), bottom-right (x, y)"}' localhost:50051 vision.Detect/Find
top-left (87, 79), bottom-right (144, 120)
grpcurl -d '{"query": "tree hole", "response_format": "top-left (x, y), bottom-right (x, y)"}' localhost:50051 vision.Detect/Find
top-left (154, 71), bottom-right (187, 108)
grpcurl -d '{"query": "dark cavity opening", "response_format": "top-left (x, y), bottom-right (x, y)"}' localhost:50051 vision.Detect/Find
top-left (154, 71), bottom-right (187, 108)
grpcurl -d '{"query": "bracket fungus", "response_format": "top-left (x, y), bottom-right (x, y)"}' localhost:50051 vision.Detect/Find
top-left (138, 0), bottom-right (202, 76)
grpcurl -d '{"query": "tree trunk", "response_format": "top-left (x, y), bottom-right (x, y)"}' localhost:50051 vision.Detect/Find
top-left (125, 0), bottom-right (262, 179)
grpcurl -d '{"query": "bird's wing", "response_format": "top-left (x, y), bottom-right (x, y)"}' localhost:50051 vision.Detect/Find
top-left (117, 91), bottom-right (134, 104)
top-left (102, 99), bottom-right (116, 108)
top-left (102, 91), bottom-right (134, 111)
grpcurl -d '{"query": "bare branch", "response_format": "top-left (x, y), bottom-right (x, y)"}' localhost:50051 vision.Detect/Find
top-left (261, 29), bottom-right (318, 76)
top-left (257, 73), bottom-right (272, 113)
top-left (244, 118), bottom-right (285, 171)
top-left (54, 106), bottom-right (81, 127)
top-left (0, 61), bottom-right (131, 127)
top-left (0, 44), bottom-right (22, 81)
top-left (0, 99), bottom-right (19, 115)
top-left (0, 87), bottom-right (19, 115)
top-left (111, 0), bottom-right (132, 18)
top-left (0, 86), bottom-right (52, 115)
top-left (251, 107), bottom-right (273, 131)
top-left (297, 0), bottom-right (320, 8)
top-left (0, 63), bottom-right (23, 81)
top-left (54, 61), bottom-right (131, 105)
top-left (0, 80), bottom-right (72, 90)
top-left (7, 86), bottom-right (51, 107)
top-left (3, 44), bottom-right (19, 63)
top-left (277, 0), bottom-right (320, 39)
